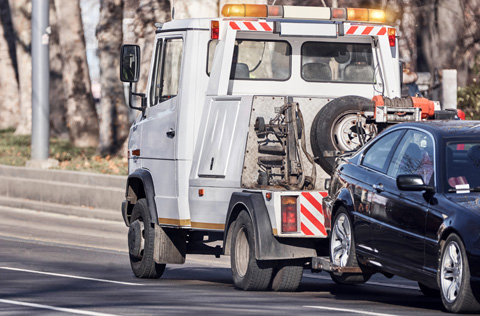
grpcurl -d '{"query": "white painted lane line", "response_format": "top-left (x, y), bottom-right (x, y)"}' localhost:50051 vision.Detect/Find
top-left (303, 274), bottom-right (419, 290)
top-left (305, 305), bottom-right (399, 316)
top-left (0, 267), bottom-right (145, 286)
top-left (0, 299), bottom-right (119, 316)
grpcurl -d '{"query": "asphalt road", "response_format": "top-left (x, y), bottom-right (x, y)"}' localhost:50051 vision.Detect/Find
top-left (0, 206), bottom-right (449, 316)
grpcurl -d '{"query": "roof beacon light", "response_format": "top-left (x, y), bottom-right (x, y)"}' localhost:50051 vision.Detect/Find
top-left (347, 8), bottom-right (369, 21)
top-left (221, 4), bottom-right (267, 17)
top-left (221, 4), bottom-right (386, 24)
top-left (388, 27), bottom-right (396, 47)
top-left (369, 9), bottom-right (386, 23)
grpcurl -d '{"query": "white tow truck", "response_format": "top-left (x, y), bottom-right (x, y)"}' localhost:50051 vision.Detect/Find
top-left (119, 3), bottom-right (457, 291)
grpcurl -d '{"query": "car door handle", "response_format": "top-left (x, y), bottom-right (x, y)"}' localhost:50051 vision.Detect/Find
top-left (166, 128), bottom-right (175, 138)
top-left (373, 183), bottom-right (384, 193)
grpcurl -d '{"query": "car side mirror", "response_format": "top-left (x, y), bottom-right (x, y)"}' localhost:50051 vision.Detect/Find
top-left (397, 175), bottom-right (434, 192)
top-left (120, 45), bottom-right (140, 82)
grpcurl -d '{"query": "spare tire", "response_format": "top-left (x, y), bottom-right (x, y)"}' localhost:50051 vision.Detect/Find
top-left (310, 96), bottom-right (378, 174)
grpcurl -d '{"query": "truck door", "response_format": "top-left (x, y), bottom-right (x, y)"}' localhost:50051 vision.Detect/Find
top-left (140, 34), bottom-right (185, 221)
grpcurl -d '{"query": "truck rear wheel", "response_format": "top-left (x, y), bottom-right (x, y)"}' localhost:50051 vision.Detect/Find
top-left (271, 259), bottom-right (304, 292)
top-left (231, 211), bottom-right (273, 291)
top-left (310, 96), bottom-right (377, 174)
top-left (128, 198), bottom-right (165, 279)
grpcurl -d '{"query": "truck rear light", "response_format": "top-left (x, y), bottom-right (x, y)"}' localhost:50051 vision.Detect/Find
top-left (281, 196), bottom-right (298, 233)
top-left (267, 5), bottom-right (283, 17)
top-left (457, 109), bottom-right (466, 120)
top-left (211, 21), bottom-right (219, 39)
top-left (388, 28), bottom-right (396, 47)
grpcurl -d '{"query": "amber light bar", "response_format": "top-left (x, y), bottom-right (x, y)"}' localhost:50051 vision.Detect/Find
top-left (221, 4), bottom-right (386, 24)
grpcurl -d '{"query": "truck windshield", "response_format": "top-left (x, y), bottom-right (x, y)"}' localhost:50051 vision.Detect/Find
top-left (207, 40), bottom-right (291, 81)
top-left (301, 42), bottom-right (374, 84)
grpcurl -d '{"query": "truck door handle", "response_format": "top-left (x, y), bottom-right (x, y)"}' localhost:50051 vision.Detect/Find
top-left (166, 128), bottom-right (175, 138)
top-left (373, 183), bottom-right (384, 193)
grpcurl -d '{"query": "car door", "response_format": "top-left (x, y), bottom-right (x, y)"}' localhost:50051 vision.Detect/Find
top-left (352, 129), bottom-right (406, 255)
top-left (370, 129), bottom-right (434, 270)
top-left (139, 35), bottom-right (185, 220)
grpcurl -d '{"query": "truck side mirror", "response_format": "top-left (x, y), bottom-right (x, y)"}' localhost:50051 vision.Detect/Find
top-left (120, 45), bottom-right (140, 82)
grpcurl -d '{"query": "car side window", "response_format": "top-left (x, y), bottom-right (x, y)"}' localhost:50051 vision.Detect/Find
top-left (150, 38), bottom-right (184, 107)
top-left (387, 130), bottom-right (434, 184)
top-left (361, 130), bottom-right (404, 172)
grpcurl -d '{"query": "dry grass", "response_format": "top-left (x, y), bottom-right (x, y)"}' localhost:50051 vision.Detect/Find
top-left (0, 128), bottom-right (128, 175)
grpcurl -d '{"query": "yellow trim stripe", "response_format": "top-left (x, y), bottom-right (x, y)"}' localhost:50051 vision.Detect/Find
top-left (158, 218), bottom-right (225, 230)
top-left (191, 222), bottom-right (225, 230)
top-left (158, 218), bottom-right (191, 226)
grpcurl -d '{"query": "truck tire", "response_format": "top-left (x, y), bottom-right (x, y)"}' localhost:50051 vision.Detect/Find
top-left (310, 96), bottom-right (376, 174)
top-left (231, 211), bottom-right (273, 291)
top-left (439, 234), bottom-right (480, 313)
top-left (271, 259), bottom-right (304, 292)
top-left (330, 208), bottom-right (371, 284)
top-left (128, 198), bottom-right (166, 279)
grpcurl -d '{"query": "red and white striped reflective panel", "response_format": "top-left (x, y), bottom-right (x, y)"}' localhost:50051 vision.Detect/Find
top-left (345, 25), bottom-right (386, 36)
top-left (229, 21), bottom-right (273, 32)
top-left (300, 192), bottom-right (328, 237)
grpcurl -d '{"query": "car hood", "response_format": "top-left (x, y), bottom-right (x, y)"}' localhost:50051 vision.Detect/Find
top-left (445, 193), bottom-right (480, 213)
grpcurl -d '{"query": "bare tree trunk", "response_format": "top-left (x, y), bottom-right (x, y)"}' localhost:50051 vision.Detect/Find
top-left (97, 0), bottom-right (130, 155)
top-left (9, 0), bottom-right (32, 135)
top-left (49, 0), bottom-right (69, 139)
top-left (0, 0), bottom-right (20, 129)
top-left (54, 0), bottom-right (99, 147)
top-left (133, 0), bottom-right (171, 93)
top-left (174, 0), bottom-right (217, 19)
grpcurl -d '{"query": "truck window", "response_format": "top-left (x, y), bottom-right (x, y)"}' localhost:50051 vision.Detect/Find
top-left (207, 40), bottom-right (291, 81)
top-left (301, 42), bottom-right (374, 84)
top-left (150, 38), bottom-right (184, 106)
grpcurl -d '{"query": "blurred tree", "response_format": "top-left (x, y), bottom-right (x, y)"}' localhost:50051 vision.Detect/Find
top-left (9, 0), bottom-right (32, 135)
top-left (0, 0), bottom-right (20, 129)
top-left (97, 0), bottom-right (130, 155)
top-left (49, 0), bottom-right (69, 139)
top-left (54, 0), bottom-right (99, 147)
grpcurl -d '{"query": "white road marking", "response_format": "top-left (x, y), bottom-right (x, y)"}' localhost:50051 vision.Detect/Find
top-left (305, 305), bottom-right (399, 316)
top-left (0, 299), bottom-right (119, 316)
top-left (0, 267), bottom-right (145, 286)
top-left (303, 273), bottom-right (419, 290)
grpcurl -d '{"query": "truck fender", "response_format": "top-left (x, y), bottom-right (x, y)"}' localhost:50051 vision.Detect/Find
top-left (224, 192), bottom-right (316, 260)
top-left (123, 169), bottom-right (158, 226)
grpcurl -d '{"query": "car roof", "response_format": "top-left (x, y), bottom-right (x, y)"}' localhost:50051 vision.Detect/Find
top-left (388, 120), bottom-right (480, 140)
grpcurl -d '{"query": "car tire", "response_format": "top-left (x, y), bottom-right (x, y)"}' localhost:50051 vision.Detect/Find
top-left (330, 208), bottom-right (371, 284)
top-left (231, 211), bottom-right (273, 291)
top-left (271, 259), bottom-right (304, 292)
top-left (128, 198), bottom-right (166, 279)
top-left (310, 96), bottom-right (377, 174)
top-left (438, 233), bottom-right (480, 313)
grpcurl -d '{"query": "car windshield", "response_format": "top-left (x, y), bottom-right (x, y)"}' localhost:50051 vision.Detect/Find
top-left (445, 142), bottom-right (480, 192)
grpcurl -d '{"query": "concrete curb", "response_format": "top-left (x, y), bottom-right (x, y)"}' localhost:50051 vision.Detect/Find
top-left (0, 165), bottom-right (126, 221)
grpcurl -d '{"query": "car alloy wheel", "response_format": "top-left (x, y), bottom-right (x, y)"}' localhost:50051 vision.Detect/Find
top-left (331, 212), bottom-right (352, 267)
top-left (441, 240), bottom-right (462, 303)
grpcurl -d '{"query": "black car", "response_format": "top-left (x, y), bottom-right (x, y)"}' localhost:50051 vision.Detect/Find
top-left (322, 120), bottom-right (480, 313)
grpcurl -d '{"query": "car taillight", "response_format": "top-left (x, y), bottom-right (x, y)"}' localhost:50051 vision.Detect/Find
top-left (281, 196), bottom-right (298, 233)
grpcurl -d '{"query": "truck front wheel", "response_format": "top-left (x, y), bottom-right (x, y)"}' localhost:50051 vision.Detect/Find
top-left (128, 198), bottom-right (165, 279)
top-left (231, 211), bottom-right (273, 290)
